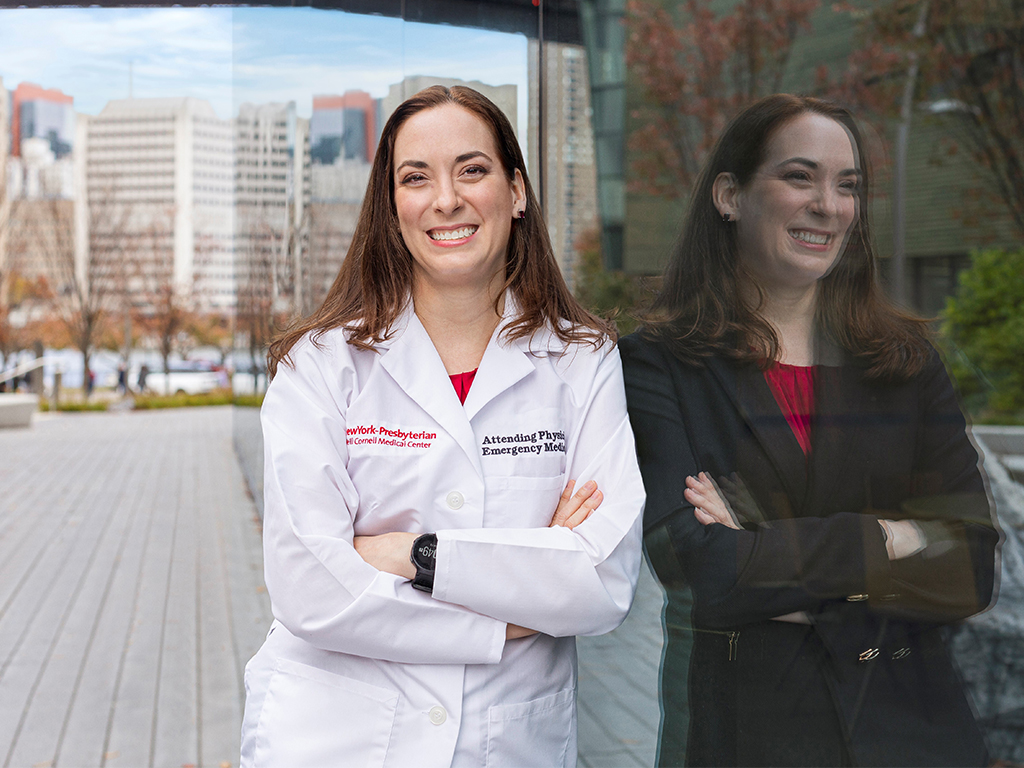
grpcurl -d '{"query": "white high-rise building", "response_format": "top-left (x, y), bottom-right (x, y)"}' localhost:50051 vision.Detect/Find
top-left (234, 101), bottom-right (311, 315)
top-left (83, 97), bottom-right (235, 310)
top-left (1, 77), bottom-right (9, 288)
top-left (8, 137), bottom-right (75, 200)
top-left (381, 76), bottom-right (518, 136)
top-left (528, 41), bottom-right (598, 285)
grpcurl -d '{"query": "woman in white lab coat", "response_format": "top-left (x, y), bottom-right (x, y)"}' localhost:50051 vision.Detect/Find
top-left (239, 85), bottom-right (646, 768)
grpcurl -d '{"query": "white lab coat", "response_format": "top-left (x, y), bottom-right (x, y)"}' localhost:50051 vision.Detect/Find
top-left (240, 300), bottom-right (645, 768)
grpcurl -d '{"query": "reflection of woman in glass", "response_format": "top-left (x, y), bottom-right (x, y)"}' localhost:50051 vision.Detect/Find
top-left (240, 86), bottom-right (644, 768)
top-left (621, 95), bottom-right (998, 767)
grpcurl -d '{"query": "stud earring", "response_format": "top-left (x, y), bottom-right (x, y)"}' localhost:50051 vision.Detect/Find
top-left (517, 209), bottom-right (526, 219)
top-left (722, 212), bottom-right (733, 223)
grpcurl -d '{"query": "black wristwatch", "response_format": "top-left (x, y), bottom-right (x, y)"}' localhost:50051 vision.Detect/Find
top-left (410, 533), bottom-right (437, 593)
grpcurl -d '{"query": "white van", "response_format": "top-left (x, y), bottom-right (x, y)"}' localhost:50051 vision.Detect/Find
top-left (134, 362), bottom-right (225, 395)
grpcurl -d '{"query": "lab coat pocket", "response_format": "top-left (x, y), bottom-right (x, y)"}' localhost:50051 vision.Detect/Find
top-left (486, 474), bottom-right (566, 527)
top-left (485, 687), bottom-right (576, 768)
top-left (254, 657), bottom-right (399, 768)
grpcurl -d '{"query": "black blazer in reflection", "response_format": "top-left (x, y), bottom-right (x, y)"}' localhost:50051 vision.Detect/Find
top-left (620, 331), bottom-right (999, 767)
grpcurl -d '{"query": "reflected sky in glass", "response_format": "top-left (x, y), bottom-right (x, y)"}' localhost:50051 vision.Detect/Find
top-left (0, 7), bottom-right (528, 132)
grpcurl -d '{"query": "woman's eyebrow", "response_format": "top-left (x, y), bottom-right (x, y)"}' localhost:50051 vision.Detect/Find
top-left (455, 151), bottom-right (490, 164)
top-left (776, 157), bottom-right (861, 176)
top-left (395, 159), bottom-right (428, 174)
top-left (395, 152), bottom-right (491, 174)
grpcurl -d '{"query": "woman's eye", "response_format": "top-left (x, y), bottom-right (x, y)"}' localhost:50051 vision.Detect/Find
top-left (400, 173), bottom-right (426, 185)
top-left (462, 165), bottom-right (487, 178)
top-left (784, 170), bottom-right (811, 182)
top-left (839, 180), bottom-right (860, 194)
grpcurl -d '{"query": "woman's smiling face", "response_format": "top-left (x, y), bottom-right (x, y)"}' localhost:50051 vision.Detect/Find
top-left (392, 103), bottom-right (525, 294)
top-left (727, 112), bottom-right (860, 294)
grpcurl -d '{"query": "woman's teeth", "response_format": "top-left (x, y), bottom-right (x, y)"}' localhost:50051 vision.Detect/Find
top-left (790, 230), bottom-right (829, 245)
top-left (429, 226), bottom-right (477, 241)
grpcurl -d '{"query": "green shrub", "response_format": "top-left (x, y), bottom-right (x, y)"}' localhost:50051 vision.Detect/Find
top-left (133, 388), bottom-right (234, 410)
top-left (942, 247), bottom-right (1024, 420)
top-left (43, 400), bottom-right (109, 412)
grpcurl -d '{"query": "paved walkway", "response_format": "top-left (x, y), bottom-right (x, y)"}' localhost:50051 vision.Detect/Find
top-left (0, 408), bottom-right (271, 768)
top-left (5, 408), bottom-right (1023, 767)
top-left (0, 407), bottom-right (664, 768)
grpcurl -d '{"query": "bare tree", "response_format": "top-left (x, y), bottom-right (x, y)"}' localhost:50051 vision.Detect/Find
top-left (304, 201), bottom-right (358, 316)
top-left (133, 225), bottom-right (191, 393)
top-left (625, 0), bottom-right (820, 199)
top-left (828, 0), bottom-right (1024, 237)
top-left (35, 190), bottom-right (129, 392)
top-left (235, 214), bottom-right (278, 390)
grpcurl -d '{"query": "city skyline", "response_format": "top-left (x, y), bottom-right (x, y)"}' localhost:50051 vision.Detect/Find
top-left (0, 7), bottom-right (529, 134)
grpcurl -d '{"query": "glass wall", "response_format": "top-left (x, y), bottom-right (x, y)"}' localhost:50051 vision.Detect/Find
top-left (2, 3), bottom-right (1021, 767)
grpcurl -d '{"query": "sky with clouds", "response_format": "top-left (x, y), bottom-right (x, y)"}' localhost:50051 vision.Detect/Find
top-left (0, 7), bottom-right (529, 131)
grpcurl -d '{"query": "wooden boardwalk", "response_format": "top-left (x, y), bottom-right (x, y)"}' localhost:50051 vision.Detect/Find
top-left (0, 407), bottom-right (271, 768)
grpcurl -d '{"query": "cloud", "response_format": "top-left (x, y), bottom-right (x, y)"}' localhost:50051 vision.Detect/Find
top-left (1, 7), bottom-right (232, 117)
top-left (1, 6), bottom-right (527, 128)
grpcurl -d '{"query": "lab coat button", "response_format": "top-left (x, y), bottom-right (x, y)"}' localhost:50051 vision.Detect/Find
top-left (446, 491), bottom-right (465, 510)
top-left (428, 705), bottom-right (447, 725)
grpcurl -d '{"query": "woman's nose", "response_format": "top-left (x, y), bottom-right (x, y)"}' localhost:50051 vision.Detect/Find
top-left (434, 178), bottom-right (462, 214)
top-left (809, 185), bottom-right (839, 218)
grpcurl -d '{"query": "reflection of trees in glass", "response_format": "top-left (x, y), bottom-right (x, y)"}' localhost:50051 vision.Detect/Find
top-left (235, 220), bottom-right (277, 388)
top-left (826, 0), bottom-right (1024, 239)
top-left (625, 0), bottom-right (820, 199)
top-left (573, 227), bottom-right (646, 336)
top-left (304, 202), bottom-right (359, 318)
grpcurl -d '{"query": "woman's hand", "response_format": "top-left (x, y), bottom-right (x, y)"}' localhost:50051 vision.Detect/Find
top-left (353, 480), bottom-right (600, 641)
top-left (549, 479), bottom-right (603, 529)
top-left (686, 472), bottom-right (741, 530)
top-left (878, 518), bottom-right (927, 560)
top-left (353, 531), bottom-right (418, 579)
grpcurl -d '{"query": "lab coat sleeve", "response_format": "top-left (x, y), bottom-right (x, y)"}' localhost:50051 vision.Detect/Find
top-left (261, 336), bottom-right (506, 664)
top-left (431, 344), bottom-right (646, 637)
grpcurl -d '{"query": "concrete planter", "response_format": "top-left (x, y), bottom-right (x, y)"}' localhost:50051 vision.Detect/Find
top-left (0, 394), bottom-right (39, 428)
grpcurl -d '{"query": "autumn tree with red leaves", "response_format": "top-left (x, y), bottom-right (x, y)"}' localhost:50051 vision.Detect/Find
top-left (824, 0), bottom-right (1024, 237)
top-left (625, 0), bottom-right (820, 199)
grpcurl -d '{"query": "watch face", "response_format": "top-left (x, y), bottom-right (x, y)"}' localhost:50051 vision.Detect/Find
top-left (414, 535), bottom-right (437, 569)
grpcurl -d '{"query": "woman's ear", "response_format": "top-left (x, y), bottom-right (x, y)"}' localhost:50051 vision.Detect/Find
top-left (712, 172), bottom-right (739, 221)
top-left (511, 169), bottom-right (526, 214)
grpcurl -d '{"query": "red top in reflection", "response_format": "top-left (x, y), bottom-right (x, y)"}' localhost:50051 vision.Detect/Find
top-left (764, 363), bottom-right (817, 455)
top-left (450, 369), bottom-right (478, 405)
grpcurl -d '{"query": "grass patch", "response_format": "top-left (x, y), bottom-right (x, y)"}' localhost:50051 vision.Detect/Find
top-left (133, 389), bottom-right (234, 410)
top-left (130, 389), bottom-right (265, 410)
top-left (39, 400), bottom-right (109, 412)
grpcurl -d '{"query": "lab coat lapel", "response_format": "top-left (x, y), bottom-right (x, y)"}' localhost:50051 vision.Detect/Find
top-left (707, 357), bottom-right (809, 514)
top-left (462, 315), bottom-right (538, 423)
top-left (379, 307), bottom-right (483, 477)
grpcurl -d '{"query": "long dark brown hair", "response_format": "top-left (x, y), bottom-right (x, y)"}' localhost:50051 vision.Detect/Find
top-left (269, 85), bottom-right (612, 376)
top-left (643, 94), bottom-right (930, 380)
